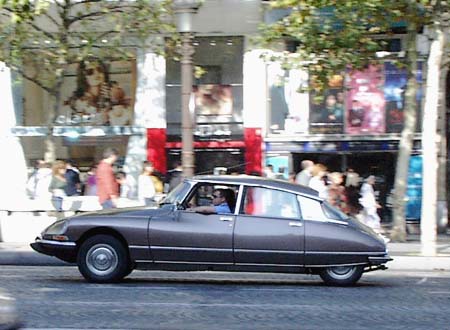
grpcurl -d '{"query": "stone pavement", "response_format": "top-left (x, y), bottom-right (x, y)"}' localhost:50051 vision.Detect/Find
top-left (0, 234), bottom-right (449, 272)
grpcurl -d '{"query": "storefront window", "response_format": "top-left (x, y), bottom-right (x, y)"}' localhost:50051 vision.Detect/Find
top-left (166, 36), bottom-right (244, 141)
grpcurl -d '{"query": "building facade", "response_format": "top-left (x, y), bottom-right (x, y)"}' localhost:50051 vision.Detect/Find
top-left (3, 0), bottom-right (448, 223)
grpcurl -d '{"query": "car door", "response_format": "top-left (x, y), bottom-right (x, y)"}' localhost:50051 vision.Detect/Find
top-left (297, 196), bottom-right (361, 266)
top-left (148, 183), bottom-right (236, 264)
top-left (233, 186), bottom-right (305, 269)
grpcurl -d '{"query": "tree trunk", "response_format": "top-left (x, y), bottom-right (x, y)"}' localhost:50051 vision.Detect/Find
top-left (43, 76), bottom-right (64, 163)
top-left (437, 65), bottom-right (448, 234)
top-left (436, 2), bottom-right (450, 234)
top-left (390, 23), bottom-right (418, 242)
top-left (420, 18), bottom-right (445, 256)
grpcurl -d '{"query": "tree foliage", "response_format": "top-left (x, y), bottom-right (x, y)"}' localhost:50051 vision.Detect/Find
top-left (258, 0), bottom-right (431, 92)
top-left (0, 0), bottom-right (175, 95)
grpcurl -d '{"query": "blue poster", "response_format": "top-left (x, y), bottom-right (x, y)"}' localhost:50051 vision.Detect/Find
top-left (406, 155), bottom-right (422, 220)
top-left (384, 62), bottom-right (423, 133)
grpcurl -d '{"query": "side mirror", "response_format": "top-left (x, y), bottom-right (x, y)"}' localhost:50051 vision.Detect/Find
top-left (175, 201), bottom-right (185, 210)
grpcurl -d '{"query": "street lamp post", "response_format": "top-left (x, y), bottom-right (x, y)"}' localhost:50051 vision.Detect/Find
top-left (173, 0), bottom-right (199, 177)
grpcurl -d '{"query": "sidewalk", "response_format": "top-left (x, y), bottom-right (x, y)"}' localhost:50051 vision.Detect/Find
top-left (1, 236), bottom-right (449, 271)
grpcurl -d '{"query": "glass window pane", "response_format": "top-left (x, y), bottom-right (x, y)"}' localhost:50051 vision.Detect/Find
top-left (241, 187), bottom-right (300, 219)
top-left (297, 195), bottom-right (329, 221)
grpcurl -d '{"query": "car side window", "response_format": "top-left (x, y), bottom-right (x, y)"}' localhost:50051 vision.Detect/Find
top-left (185, 183), bottom-right (238, 213)
top-left (297, 195), bottom-right (329, 221)
top-left (241, 187), bottom-right (300, 219)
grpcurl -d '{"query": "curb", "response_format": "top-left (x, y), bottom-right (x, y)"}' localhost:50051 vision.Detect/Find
top-left (386, 255), bottom-right (450, 272)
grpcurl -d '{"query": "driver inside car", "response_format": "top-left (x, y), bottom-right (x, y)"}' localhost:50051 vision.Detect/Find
top-left (189, 188), bottom-right (234, 214)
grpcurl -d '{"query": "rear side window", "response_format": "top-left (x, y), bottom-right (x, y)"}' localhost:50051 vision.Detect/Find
top-left (297, 195), bottom-right (347, 221)
top-left (297, 195), bottom-right (329, 221)
top-left (241, 187), bottom-right (300, 219)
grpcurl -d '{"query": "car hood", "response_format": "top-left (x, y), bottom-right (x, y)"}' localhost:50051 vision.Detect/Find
top-left (67, 205), bottom-right (171, 220)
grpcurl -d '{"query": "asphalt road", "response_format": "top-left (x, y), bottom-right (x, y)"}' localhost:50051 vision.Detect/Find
top-left (1, 266), bottom-right (450, 330)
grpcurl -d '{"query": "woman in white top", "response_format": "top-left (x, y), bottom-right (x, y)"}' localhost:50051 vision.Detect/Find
top-left (138, 161), bottom-right (156, 206)
top-left (359, 175), bottom-right (381, 231)
top-left (308, 163), bottom-right (328, 199)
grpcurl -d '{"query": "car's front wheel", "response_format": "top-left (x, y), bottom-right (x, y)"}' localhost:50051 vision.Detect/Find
top-left (77, 234), bottom-right (130, 283)
top-left (319, 265), bottom-right (364, 286)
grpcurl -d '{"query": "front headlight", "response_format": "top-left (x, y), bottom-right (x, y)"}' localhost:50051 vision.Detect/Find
top-left (42, 220), bottom-right (69, 241)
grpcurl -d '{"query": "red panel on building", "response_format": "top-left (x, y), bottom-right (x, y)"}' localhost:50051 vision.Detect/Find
top-left (244, 128), bottom-right (262, 175)
top-left (147, 128), bottom-right (167, 174)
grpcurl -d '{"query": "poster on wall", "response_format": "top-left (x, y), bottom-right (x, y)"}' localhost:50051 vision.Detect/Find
top-left (283, 69), bottom-right (309, 134)
top-left (193, 84), bottom-right (236, 138)
top-left (309, 74), bottom-right (344, 134)
top-left (194, 84), bottom-right (233, 117)
top-left (384, 62), bottom-right (423, 133)
top-left (56, 59), bottom-right (135, 126)
top-left (345, 65), bottom-right (385, 134)
top-left (268, 63), bottom-right (309, 135)
top-left (384, 62), bottom-right (407, 133)
top-left (406, 155), bottom-right (422, 220)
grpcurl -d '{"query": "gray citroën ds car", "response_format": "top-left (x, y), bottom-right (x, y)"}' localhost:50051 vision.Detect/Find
top-left (31, 175), bottom-right (392, 286)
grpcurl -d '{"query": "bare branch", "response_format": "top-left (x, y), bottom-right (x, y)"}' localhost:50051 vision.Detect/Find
top-left (10, 66), bottom-right (52, 94)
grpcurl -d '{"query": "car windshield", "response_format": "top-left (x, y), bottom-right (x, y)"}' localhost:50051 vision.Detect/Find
top-left (159, 181), bottom-right (192, 206)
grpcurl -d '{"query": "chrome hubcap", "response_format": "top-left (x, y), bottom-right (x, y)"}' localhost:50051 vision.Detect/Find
top-left (327, 266), bottom-right (356, 279)
top-left (86, 244), bottom-right (118, 276)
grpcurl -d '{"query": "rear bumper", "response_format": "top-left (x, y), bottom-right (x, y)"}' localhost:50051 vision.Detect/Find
top-left (368, 255), bottom-right (393, 265)
top-left (364, 254), bottom-right (393, 272)
top-left (30, 238), bottom-right (77, 263)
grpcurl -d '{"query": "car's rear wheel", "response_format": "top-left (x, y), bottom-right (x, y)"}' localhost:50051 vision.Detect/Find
top-left (77, 234), bottom-right (129, 283)
top-left (319, 265), bottom-right (364, 286)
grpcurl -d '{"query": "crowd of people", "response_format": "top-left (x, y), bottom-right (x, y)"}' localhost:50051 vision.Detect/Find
top-left (264, 160), bottom-right (387, 240)
top-left (26, 148), bottom-right (184, 212)
top-left (26, 152), bottom-right (386, 240)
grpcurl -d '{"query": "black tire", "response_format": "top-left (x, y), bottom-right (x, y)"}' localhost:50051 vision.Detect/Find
top-left (77, 234), bottom-right (129, 283)
top-left (319, 265), bottom-right (364, 286)
top-left (123, 262), bottom-right (135, 278)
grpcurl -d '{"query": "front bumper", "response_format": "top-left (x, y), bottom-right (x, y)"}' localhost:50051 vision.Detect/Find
top-left (30, 237), bottom-right (77, 263)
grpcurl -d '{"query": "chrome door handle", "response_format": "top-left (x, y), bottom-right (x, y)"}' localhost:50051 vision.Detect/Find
top-left (219, 216), bottom-right (234, 221)
top-left (289, 222), bottom-right (303, 227)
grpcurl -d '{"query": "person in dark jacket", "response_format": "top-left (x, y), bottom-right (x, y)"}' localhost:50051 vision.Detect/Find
top-left (64, 159), bottom-right (81, 196)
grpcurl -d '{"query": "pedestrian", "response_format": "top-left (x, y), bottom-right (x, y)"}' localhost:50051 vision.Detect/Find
top-left (138, 160), bottom-right (156, 206)
top-left (116, 171), bottom-right (136, 200)
top-left (295, 160), bottom-right (314, 186)
top-left (288, 172), bottom-right (296, 183)
top-left (49, 160), bottom-right (67, 212)
top-left (263, 164), bottom-right (277, 179)
top-left (344, 167), bottom-right (360, 187)
top-left (151, 170), bottom-right (164, 195)
top-left (345, 185), bottom-right (363, 218)
top-left (165, 161), bottom-right (183, 193)
top-left (327, 172), bottom-right (347, 213)
top-left (308, 163), bottom-right (328, 199)
top-left (359, 175), bottom-right (382, 231)
top-left (96, 147), bottom-right (119, 209)
top-left (83, 165), bottom-right (97, 196)
top-left (64, 159), bottom-right (81, 196)
top-left (26, 159), bottom-right (52, 202)
top-left (274, 166), bottom-right (287, 180)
